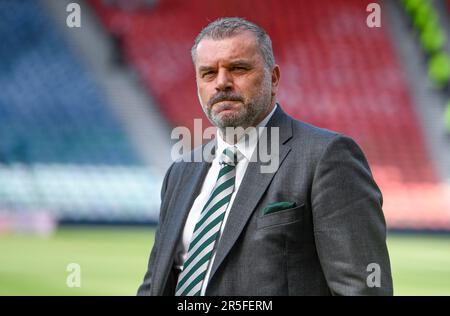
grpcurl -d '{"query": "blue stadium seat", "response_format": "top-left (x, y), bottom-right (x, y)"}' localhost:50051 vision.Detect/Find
top-left (0, 1), bottom-right (161, 223)
top-left (0, 0), bottom-right (139, 166)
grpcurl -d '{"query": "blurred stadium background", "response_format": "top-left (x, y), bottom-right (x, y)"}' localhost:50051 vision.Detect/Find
top-left (0, 0), bottom-right (450, 295)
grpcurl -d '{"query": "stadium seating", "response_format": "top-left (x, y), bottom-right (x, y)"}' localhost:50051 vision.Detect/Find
top-left (0, 0), bottom-right (161, 222)
top-left (89, 0), bottom-right (450, 229)
top-left (0, 0), bottom-right (138, 165)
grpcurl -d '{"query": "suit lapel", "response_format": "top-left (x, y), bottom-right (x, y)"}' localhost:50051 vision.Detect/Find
top-left (207, 106), bottom-right (293, 287)
top-left (153, 141), bottom-right (216, 295)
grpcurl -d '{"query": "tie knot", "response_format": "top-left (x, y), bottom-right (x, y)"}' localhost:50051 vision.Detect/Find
top-left (219, 146), bottom-right (242, 167)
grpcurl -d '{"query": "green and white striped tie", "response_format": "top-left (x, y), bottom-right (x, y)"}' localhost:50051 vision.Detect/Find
top-left (175, 146), bottom-right (241, 296)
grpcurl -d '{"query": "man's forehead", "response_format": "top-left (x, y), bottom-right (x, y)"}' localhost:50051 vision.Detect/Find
top-left (195, 32), bottom-right (260, 64)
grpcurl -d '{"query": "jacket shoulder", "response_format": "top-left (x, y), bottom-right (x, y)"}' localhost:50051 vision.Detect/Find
top-left (291, 118), bottom-right (341, 148)
top-left (288, 117), bottom-right (366, 164)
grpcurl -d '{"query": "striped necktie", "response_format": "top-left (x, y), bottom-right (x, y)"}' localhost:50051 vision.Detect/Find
top-left (175, 146), bottom-right (241, 296)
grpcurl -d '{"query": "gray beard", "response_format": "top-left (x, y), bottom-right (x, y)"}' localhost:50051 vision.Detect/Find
top-left (207, 101), bottom-right (264, 132)
top-left (201, 73), bottom-right (273, 133)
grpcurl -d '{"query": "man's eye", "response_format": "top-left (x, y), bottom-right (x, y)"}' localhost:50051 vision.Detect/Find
top-left (202, 71), bottom-right (215, 78)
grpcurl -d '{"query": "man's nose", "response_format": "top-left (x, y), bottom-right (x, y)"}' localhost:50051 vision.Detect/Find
top-left (215, 69), bottom-right (233, 91)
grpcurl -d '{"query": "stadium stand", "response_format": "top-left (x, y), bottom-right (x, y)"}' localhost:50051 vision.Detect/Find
top-left (0, 1), bottom-right (138, 165)
top-left (0, 0), bottom-right (161, 224)
top-left (88, 0), bottom-right (450, 230)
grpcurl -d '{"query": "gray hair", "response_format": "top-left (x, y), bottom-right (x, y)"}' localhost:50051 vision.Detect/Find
top-left (191, 17), bottom-right (275, 70)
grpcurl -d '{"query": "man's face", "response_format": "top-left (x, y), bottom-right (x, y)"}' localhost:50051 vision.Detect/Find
top-left (194, 31), bottom-right (280, 130)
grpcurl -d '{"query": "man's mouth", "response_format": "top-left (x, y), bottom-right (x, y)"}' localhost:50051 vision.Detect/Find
top-left (212, 100), bottom-right (241, 112)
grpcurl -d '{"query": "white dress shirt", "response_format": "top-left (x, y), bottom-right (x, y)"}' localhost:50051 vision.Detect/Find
top-left (174, 104), bottom-right (277, 295)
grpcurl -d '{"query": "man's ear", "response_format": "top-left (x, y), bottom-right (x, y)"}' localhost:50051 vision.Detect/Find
top-left (271, 65), bottom-right (281, 96)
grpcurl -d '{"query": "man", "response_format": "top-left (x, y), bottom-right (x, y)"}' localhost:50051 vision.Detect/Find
top-left (138, 17), bottom-right (393, 296)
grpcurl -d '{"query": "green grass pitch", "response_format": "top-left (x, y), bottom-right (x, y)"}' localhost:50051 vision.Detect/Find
top-left (0, 227), bottom-right (449, 295)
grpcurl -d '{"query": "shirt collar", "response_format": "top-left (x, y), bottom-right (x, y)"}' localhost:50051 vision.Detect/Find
top-left (216, 104), bottom-right (278, 162)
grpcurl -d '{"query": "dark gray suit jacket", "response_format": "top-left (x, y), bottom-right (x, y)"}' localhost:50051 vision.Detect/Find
top-left (137, 106), bottom-right (393, 296)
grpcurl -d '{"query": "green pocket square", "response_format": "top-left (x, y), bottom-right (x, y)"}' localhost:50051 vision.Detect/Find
top-left (263, 201), bottom-right (297, 215)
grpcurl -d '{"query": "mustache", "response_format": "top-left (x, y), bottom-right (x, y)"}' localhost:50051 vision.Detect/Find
top-left (207, 92), bottom-right (244, 108)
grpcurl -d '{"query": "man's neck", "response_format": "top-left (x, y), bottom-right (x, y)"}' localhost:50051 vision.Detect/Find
top-left (218, 103), bottom-right (278, 145)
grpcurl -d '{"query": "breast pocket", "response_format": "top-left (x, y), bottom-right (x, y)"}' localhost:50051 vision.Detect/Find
top-left (256, 203), bottom-right (306, 230)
